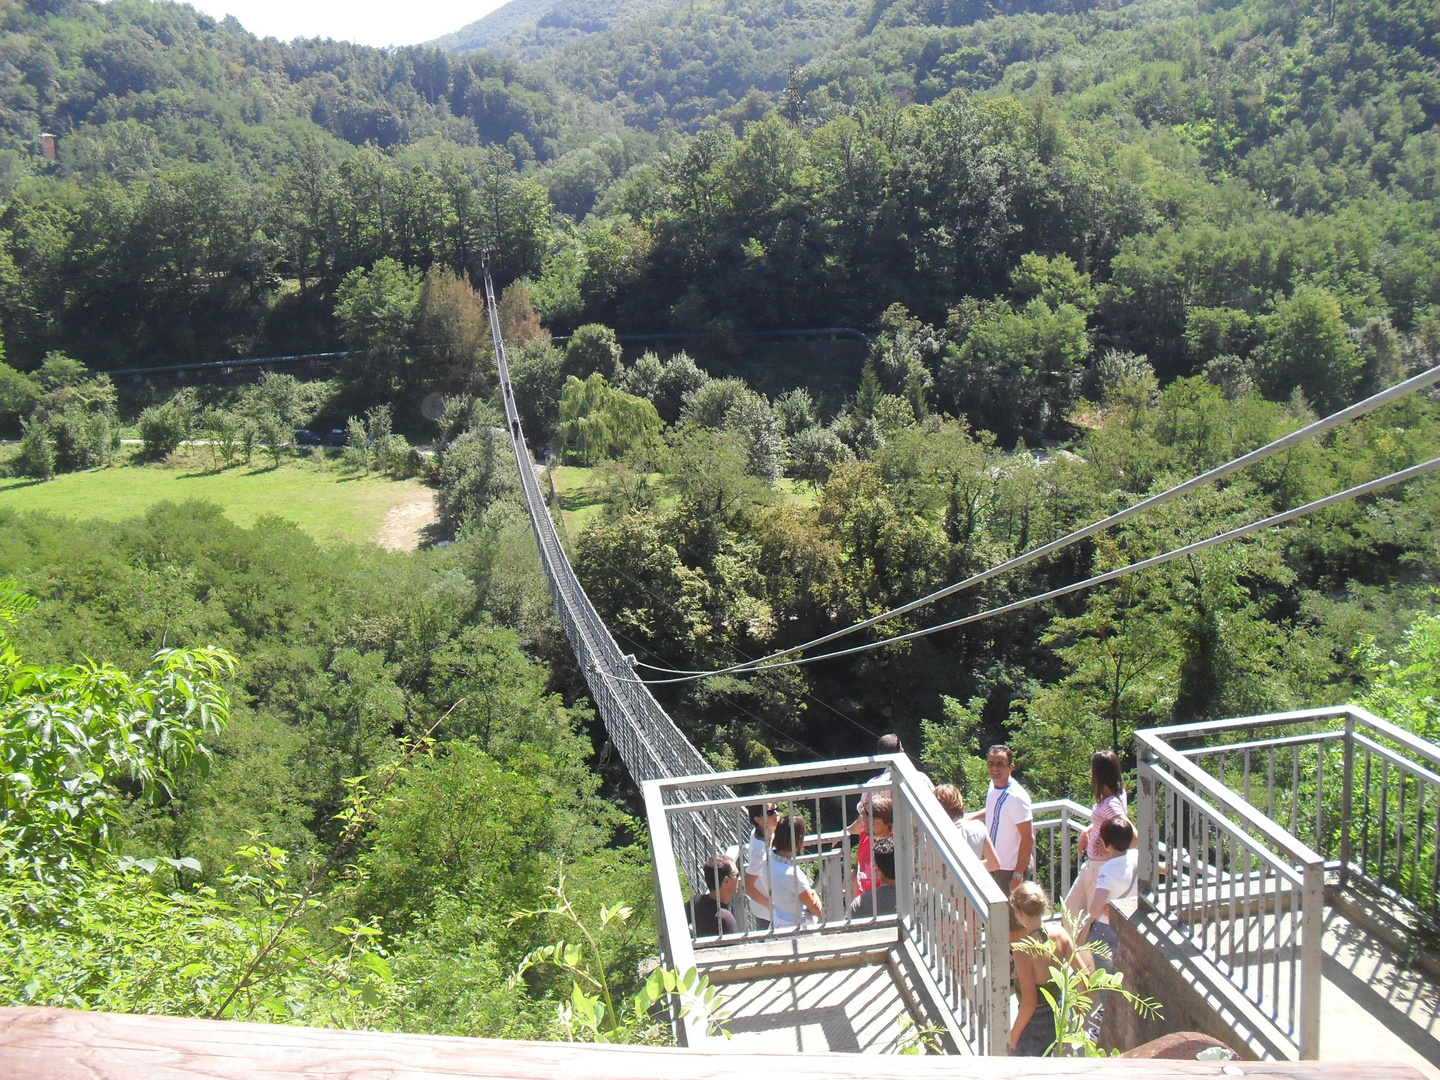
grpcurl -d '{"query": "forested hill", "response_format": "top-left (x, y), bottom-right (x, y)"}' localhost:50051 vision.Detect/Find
top-left (1, 0), bottom-right (1438, 395)
top-left (433, 0), bottom-right (675, 61)
top-left (0, 0), bottom-right (608, 173)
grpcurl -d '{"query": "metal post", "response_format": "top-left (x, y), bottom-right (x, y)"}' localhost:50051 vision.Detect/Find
top-left (1138, 750), bottom-right (1158, 895)
top-left (1299, 859), bottom-right (1324, 1060)
top-left (1340, 713), bottom-right (1354, 888)
top-left (987, 893), bottom-right (1011, 1055)
top-left (1060, 803), bottom-right (1072, 901)
top-left (893, 778), bottom-right (914, 927)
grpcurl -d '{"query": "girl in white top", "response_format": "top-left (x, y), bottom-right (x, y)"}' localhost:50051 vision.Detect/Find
top-left (743, 802), bottom-right (778, 928)
top-left (768, 813), bottom-right (823, 929)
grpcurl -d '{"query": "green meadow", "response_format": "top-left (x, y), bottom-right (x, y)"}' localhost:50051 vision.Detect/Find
top-left (0, 450), bottom-right (432, 546)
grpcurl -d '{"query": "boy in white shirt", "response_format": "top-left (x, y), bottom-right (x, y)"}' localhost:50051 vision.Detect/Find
top-left (1078, 815), bottom-right (1138, 1043)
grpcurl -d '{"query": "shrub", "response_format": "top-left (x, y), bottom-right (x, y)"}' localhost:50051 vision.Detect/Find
top-left (14, 420), bottom-right (55, 480)
top-left (342, 416), bottom-right (370, 472)
top-left (49, 405), bottom-right (118, 470)
top-left (786, 425), bottom-right (854, 484)
top-left (137, 402), bottom-right (189, 461)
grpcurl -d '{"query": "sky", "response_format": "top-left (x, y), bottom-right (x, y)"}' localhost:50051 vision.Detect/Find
top-left (183, 0), bottom-right (510, 47)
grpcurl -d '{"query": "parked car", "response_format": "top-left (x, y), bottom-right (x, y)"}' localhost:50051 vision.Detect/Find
top-left (323, 428), bottom-right (348, 447)
top-left (293, 429), bottom-right (322, 446)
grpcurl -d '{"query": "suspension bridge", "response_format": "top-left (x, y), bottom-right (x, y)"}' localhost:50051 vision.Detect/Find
top-left (479, 268), bottom-right (1440, 1070)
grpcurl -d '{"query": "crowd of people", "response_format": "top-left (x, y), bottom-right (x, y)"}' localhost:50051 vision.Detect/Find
top-left (684, 737), bottom-right (1141, 1056)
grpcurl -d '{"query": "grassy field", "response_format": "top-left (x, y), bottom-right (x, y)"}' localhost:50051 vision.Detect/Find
top-left (0, 449), bottom-right (433, 546)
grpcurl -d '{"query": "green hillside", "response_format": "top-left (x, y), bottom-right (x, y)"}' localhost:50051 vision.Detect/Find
top-left (433, 0), bottom-right (677, 61)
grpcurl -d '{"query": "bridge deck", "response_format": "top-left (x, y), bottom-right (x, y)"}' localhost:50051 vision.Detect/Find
top-left (1320, 901), bottom-right (1440, 1079)
top-left (719, 963), bottom-right (910, 1053)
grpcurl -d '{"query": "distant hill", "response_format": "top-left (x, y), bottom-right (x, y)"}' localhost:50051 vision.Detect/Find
top-left (432, 0), bottom-right (675, 60)
top-left (534, 0), bottom-right (861, 129)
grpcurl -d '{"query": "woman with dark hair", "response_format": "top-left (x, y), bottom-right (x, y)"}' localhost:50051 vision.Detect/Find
top-left (743, 802), bottom-right (779, 929)
top-left (768, 814), bottom-right (823, 930)
top-left (1064, 750), bottom-right (1128, 920)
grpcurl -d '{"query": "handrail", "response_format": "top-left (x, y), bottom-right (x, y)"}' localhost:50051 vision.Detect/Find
top-left (1144, 763), bottom-right (1305, 886)
top-left (656, 755), bottom-right (896, 791)
top-left (1180, 731), bottom-right (1345, 758)
top-left (642, 776), bottom-right (705, 1046)
top-left (1136, 729), bottom-right (1326, 868)
top-left (1148, 705), bottom-right (1440, 770)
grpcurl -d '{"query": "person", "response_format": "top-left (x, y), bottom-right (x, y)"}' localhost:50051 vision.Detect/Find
top-left (742, 802), bottom-right (778, 929)
top-left (849, 793), bottom-right (893, 895)
top-left (972, 744), bottom-right (1033, 895)
top-left (1076, 816), bottom-right (1138, 1043)
top-left (848, 837), bottom-right (896, 918)
top-left (769, 814), bottom-right (824, 930)
top-left (1065, 750), bottom-right (1128, 920)
top-left (1009, 880), bottom-right (1080, 1056)
top-left (689, 854), bottom-right (739, 938)
top-left (933, 783), bottom-right (1000, 872)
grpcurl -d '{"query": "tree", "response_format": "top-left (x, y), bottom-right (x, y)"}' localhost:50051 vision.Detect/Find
top-left (498, 281), bottom-right (546, 346)
top-left (557, 374), bottom-right (662, 465)
top-left (1259, 286), bottom-right (1361, 413)
top-left (942, 298), bottom-right (1092, 445)
top-left (413, 267), bottom-right (492, 395)
top-left (0, 580), bottom-right (236, 867)
top-left (562, 324), bottom-right (623, 382)
top-left (335, 257), bottom-right (423, 394)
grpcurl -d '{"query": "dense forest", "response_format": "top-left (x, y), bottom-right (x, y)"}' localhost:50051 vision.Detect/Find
top-left (1, 0), bottom-right (1439, 1048)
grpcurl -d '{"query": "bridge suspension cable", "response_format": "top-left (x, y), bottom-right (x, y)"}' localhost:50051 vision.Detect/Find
top-left (479, 263), bottom-right (746, 868)
top-left (630, 363), bottom-right (1440, 683)
top-left (616, 455), bottom-right (1440, 683)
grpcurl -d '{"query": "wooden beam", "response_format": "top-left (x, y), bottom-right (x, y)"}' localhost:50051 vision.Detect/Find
top-left (0, 1007), bottom-right (1425, 1079)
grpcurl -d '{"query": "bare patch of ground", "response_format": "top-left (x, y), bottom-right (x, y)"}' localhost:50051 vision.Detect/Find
top-left (376, 489), bottom-right (439, 551)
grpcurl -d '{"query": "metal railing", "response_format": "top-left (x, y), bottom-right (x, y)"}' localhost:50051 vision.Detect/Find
top-left (1031, 799), bottom-right (1092, 905)
top-left (643, 755), bottom-right (1011, 1053)
top-left (1135, 705), bottom-right (1440, 1060)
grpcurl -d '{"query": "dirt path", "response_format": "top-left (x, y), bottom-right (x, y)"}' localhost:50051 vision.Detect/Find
top-left (375, 489), bottom-right (439, 551)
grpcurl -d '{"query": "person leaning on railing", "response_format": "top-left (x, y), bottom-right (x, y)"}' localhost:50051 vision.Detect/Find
top-left (689, 855), bottom-right (740, 938)
top-left (769, 814), bottom-right (824, 930)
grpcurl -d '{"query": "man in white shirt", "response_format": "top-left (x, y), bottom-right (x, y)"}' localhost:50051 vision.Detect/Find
top-left (973, 744), bottom-right (1033, 895)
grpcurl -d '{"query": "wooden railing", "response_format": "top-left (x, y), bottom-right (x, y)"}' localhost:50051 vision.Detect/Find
top-left (0, 1006), bottom-right (1421, 1078)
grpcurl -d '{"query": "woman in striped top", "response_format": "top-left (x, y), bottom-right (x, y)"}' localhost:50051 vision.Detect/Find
top-left (1064, 750), bottom-right (1127, 921)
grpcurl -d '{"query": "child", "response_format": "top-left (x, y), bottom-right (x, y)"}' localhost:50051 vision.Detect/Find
top-left (1009, 881), bottom-right (1080, 1056)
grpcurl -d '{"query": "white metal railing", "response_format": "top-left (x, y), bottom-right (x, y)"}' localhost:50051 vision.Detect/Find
top-left (1031, 799), bottom-right (1092, 906)
top-left (1136, 705), bottom-right (1440, 1060)
top-left (643, 755), bottom-right (1011, 1053)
